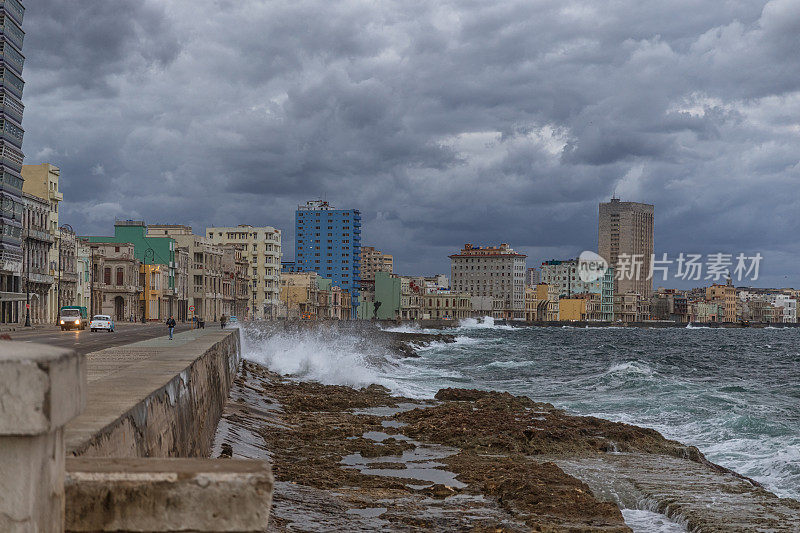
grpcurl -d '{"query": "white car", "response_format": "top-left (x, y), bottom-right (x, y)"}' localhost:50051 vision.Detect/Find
top-left (90, 315), bottom-right (115, 332)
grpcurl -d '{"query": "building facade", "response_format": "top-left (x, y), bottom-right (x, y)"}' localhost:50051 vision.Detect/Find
top-left (294, 201), bottom-right (361, 317)
top-left (86, 242), bottom-right (141, 320)
top-left (598, 198), bottom-right (654, 299)
top-left (360, 245), bottom-right (393, 282)
top-left (706, 282), bottom-right (736, 323)
top-left (206, 225), bottom-right (281, 319)
top-left (22, 163), bottom-right (78, 323)
top-left (450, 243), bottom-right (526, 320)
top-left (21, 191), bottom-right (53, 324)
top-left (540, 259), bottom-right (602, 297)
top-left (0, 0), bottom-right (26, 324)
top-left (147, 224), bottom-right (223, 322)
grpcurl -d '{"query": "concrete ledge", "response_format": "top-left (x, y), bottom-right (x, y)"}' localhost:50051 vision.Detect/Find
top-left (66, 330), bottom-right (240, 457)
top-left (0, 342), bottom-right (86, 532)
top-left (65, 457), bottom-right (273, 532)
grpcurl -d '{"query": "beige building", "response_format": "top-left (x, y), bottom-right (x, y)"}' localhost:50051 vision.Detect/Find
top-left (85, 242), bottom-right (141, 319)
top-left (360, 246), bottom-right (393, 281)
top-left (450, 243), bottom-right (526, 320)
top-left (148, 225), bottom-right (224, 322)
top-left (21, 192), bottom-right (54, 324)
top-left (22, 163), bottom-right (77, 322)
top-left (280, 271), bottom-right (349, 319)
top-left (423, 292), bottom-right (472, 320)
top-left (206, 225), bottom-right (282, 319)
top-left (706, 282), bottom-right (736, 323)
top-left (598, 198), bottom-right (654, 299)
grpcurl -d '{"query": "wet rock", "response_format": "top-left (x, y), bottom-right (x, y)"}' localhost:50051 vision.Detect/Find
top-left (218, 443), bottom-right (233, 458)
top-left (422, 483), bottom-right (459, 499)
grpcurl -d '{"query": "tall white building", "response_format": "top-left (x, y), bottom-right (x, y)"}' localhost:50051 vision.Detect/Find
top-left (450, 243), bottom-right (526, 320)
top-left (206, 225), bottom-right (282, 319)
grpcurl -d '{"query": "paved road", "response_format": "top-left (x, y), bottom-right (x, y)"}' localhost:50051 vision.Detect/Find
top-left (2, 322), bottom-right (212, 356)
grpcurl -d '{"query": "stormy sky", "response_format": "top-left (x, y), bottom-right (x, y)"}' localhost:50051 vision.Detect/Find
top-left (20, 0), bottom-right (800, 288)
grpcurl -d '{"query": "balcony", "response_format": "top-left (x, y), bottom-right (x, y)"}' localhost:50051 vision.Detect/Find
top-left (0, 0), bottom-right (24, 26)
top-left (0, 17), bottom-right (24, 52)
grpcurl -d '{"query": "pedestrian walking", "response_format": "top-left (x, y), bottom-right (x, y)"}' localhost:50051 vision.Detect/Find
top-left (220, 314), bottom-right (227, 329)
top-left (166, 315), bottom-right (176, 340)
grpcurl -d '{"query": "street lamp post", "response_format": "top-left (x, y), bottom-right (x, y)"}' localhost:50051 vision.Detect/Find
top-left (57, 224), bottom-right (74, 323)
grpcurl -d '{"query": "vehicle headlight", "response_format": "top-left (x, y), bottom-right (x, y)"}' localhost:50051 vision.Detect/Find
top-left (60, 320), bottom-right (64, 324)
top-left (75, 319), bottom-right (80, 324)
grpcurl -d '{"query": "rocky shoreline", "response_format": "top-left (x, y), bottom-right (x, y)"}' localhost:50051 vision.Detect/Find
top-left (213, 327), bottom-right (800, 532)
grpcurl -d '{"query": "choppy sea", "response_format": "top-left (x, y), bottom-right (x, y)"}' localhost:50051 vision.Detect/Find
top-left (241, 318), bottom-right (800, 510)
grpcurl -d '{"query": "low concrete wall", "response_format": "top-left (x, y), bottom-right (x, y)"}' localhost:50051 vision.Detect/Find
top-left (66, 330), bottom-right (240, 458)
top-left (65, 458), bottom-right (272, 532)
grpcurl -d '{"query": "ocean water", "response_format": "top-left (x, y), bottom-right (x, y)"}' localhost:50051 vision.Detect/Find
top-left (241, 319), bottom-right (800, 504)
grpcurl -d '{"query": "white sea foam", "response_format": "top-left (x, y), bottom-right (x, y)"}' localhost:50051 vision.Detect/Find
top-left (606, 361), bottom-right (655, 376)
top-left (621, 509), bottom-right (686, 532)
top-left (458, 316), bottom-right (517, 330)
top-left (240, 325), bottom-right (400, 390)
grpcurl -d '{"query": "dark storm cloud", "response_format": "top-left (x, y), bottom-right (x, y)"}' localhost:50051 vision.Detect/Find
top-left (19, 0), bottom-right (800, 287)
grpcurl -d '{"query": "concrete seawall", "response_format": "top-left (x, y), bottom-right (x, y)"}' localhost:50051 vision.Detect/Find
top-left (65, 329), bottom-right (241, 458)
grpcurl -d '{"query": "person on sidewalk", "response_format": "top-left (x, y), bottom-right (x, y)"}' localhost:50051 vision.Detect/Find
top-left (166, 315), bottom-right (176, 340)
top-left (220, 314), bottom-right (227, 329)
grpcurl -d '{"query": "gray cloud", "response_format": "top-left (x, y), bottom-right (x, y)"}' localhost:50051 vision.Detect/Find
top-left (19, 0), bottom-right (800, 287)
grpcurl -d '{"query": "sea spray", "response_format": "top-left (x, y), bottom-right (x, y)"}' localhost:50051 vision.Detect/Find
top-left (240, 323), bottom-right (401, 390)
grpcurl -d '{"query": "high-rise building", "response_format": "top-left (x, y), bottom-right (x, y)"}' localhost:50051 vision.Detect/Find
top-left (0, 0), bottom-right (27, 324)
top-left (450, 243), bottom-right (526, 320)
top-left (294, 201), bottom-right (361, 317)
top-left (206, 225), bottom-right (282, 319)
top-left (360, 246), bottom-right (393, 282)
top-left (598, 198), bottom-right (654, 298)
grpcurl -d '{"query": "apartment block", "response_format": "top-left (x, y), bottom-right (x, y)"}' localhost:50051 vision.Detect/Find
top-left (706, 282), bottom-right (736, 323)
top-left (295, 201), bottom-right (361, 317)
top-left (0, 0), bottom-right (26, 324)
top-left (147, 225), bottom-right (223, 322)
top-left (206, 225), bottom-right (282, 319)
top-left (450, 243), bottom-right (526, 320)
top-left (360, 245), bottom-right (393, 282)
top-left (598, 198), bottom-right (654, 298)
top-left (540, 259), bottom-right (602, 297)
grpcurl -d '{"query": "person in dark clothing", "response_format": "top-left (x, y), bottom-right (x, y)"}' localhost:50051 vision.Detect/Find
top-left (220, 314), bottom-right (227, 329)
top-left (166, 316), bottom-right (176, 340)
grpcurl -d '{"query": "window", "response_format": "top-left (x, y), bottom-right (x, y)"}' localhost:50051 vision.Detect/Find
top-left (104, 267), bottom-right (111, 285)
top-left (115, 246), bottom-right (120, 252)
top-left (116, 267), bottom-right (124, 286)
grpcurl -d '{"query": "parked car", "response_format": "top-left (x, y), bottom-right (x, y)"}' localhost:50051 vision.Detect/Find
top-left (90, 315), bottom-right (115, 332)
top-left (59, 306), bottom-right (88, 331)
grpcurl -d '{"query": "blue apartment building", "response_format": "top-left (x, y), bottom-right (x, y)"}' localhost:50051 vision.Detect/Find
top-left (294, 201), bottom-right (361, 317)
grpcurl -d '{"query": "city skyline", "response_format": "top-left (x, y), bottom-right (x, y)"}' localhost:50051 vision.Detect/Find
top-left (15, 0), bottom-right (800, 288)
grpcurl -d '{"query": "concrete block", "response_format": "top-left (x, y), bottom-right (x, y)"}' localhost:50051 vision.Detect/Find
top-left (0, 342), bottom-right (86, 434)
top-left (0, 342), bottom-right (86, 532)
top-left (65, 457), bottom-right (273, 532)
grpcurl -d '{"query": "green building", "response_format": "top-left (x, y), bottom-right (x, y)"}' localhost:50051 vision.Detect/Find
top-left (373, 271), bottom-right (401, 320)
top-left (85, 220), bottom-right (176, 290)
